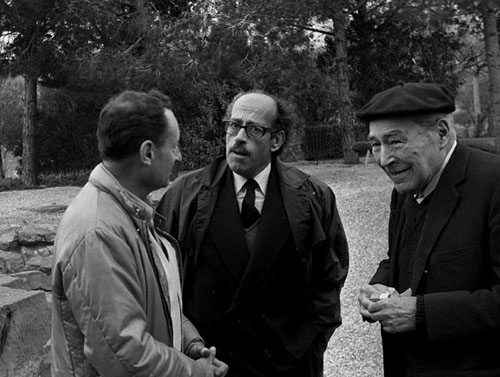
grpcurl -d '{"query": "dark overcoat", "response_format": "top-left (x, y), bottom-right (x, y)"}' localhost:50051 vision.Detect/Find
top-left (158, 157), bottom-right (349, 377)
top-left (370, 143), bottom-right (500, 376)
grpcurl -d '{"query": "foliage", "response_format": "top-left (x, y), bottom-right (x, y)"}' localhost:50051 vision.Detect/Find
top-left (0, 177), bottom-right (23, 192)
top-left (319, 2), bottom-right (463, 108)
top-left (1, 0), bottom-right (497, 179)
top-left (38, 170), bottom-right (91, 187)
top-left (37, 88), bottom-right (102, 173)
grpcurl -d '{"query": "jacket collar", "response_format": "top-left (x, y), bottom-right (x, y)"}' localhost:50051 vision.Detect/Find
top-left (88, 163), bottom-right (155, 223)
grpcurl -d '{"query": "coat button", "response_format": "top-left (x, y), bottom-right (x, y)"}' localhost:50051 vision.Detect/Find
top-left (423, 269), bottom-right (429, 274)
top-left (263, 349), bottom-right (272, 358)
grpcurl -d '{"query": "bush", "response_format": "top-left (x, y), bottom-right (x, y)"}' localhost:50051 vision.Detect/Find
top-left (39, 170), bottom-right (91, 187)
top-left (0, 178), bottom-right (25, 192)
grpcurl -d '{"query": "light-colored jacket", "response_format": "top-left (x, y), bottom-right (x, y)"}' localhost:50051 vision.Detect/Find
top-left (51, 163), bottom-right (207, 377)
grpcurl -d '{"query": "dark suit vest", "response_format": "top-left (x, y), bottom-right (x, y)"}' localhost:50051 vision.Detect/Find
top-left (183, 166), bottom-right (314, 377)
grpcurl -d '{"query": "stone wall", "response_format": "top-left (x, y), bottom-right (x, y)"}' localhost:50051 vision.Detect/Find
top-left (0, 225), bottom-right (55, 377)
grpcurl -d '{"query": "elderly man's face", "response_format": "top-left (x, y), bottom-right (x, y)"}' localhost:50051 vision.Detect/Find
top-left (225, 93), bottom-right (283, 179)
top-left (368, 118), bottom-right (447, 194)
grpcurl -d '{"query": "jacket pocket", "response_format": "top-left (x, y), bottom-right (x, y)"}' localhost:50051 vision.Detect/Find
top-left (426, 246), bottom-right (483, 291)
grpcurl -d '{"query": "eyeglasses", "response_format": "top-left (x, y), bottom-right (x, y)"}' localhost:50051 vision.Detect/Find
top-left (223, 120), bottom-right (276, 139)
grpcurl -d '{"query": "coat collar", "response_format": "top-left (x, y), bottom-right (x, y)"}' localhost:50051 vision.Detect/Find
top-left (88, 163), bottom-right (155, 223)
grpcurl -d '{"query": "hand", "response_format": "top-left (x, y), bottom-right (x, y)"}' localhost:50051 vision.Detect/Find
top-left (185, 341), bottom-right (206, 360)
top-left (358, 284), bottom-right (392, 321)
top-left (367, 295), bottom-right (417, 333)
top-left (197, 346), bottom-right (229, 377)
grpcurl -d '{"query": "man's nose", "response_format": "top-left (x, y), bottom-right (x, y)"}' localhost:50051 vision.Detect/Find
top-left (174, 147), bottom-right (182, 161)
top-left (378, 145), bottom-right (394, 167)
top-left (234, 126), bottom-right (249, 140)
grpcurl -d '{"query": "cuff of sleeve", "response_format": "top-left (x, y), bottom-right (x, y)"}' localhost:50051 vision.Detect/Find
top-left (184, 339), bottom-right (205, 359)
top-left (415, 295), bottom-right (426, 334)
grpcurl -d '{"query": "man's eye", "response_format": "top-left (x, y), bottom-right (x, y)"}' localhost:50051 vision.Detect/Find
top-left (248, 126), bottom-right (262, 133)
top-left (390, 140), bottom-right (403, 147)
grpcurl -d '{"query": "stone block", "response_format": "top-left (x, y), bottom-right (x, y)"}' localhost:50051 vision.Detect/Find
top-left (0, 251), bottom-right (24, 274)
top-left (17, 225), bottom-right (56, 246)
top-left (0, 275), bottom-right (20, 288)
top-left (0, 228), bottom-right (19, 251)
top-left (23, 254), bottom-right (53, 275)
top-left (0, 287), bottom-right (51, 377)
top-left (20, 245), bottom-right (53, 259)
top-left (9, 271), bottom-right (52, 292)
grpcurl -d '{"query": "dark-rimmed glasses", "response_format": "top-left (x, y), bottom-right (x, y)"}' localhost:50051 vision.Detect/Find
top-left (223, 120), bottom-right (276, 139)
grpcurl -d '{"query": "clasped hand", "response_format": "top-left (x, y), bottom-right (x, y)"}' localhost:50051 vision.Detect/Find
top-left (358, 284), bottom-right (416, 333)
top-left (188, 343), bottom-right (229, 377)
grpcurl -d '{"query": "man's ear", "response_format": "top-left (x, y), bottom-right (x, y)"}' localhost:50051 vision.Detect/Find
top-left (270, 130), bottom-right (285, 153)
top-left (436, 118), bottom-right (451, 148)
top-left (139, 140), bottom-right (155, 165)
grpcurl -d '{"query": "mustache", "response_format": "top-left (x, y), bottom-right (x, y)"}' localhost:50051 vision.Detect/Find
top-left (229, 141), bottom-right (249, 155)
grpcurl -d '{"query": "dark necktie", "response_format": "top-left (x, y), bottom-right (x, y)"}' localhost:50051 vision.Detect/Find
top-left (241, 179), bottom-right (260, 228)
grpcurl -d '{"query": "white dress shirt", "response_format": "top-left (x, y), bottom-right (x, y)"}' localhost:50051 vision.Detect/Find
top-left (233, 163), bottom-right (271, 213)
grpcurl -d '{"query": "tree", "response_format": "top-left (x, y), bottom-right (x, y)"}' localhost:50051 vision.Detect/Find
top-left (185, 0), bottom-right (359, 163)
top-left (0, 0), bottom-right (189, 183)
top-left (0, 0), bottom-right (94, 184)
top-left (332, 1), bottom-right (359, 163)
top-left (479, 0), bottom-right (500, 136)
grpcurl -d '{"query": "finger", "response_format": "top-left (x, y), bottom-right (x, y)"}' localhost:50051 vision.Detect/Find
top-left (207, 346), bottom-right (216, 362)
top-left (212, 358), bottom-right (229, 377)
top-left (200, 347), bottom-right (211, 358)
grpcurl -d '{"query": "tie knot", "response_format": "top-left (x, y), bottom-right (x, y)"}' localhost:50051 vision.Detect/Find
top-left (244, 179), bottom-right (259, 192)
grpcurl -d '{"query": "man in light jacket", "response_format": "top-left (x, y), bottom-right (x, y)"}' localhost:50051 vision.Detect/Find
top-left (51, 89), bottom-right (228, 377)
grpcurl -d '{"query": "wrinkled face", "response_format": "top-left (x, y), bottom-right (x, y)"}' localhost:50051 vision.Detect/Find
top-left (368, 118), bottom-right (446, 194)
top-left (225, 93), bottom-right (283, 179)
top-left (152, 109), bottom-right (181, 189)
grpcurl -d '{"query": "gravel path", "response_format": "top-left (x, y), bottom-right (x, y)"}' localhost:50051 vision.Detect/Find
top-left (0, 159), bottom-right (394, 376)
top-left (295, 161), bottom-right (393, 377)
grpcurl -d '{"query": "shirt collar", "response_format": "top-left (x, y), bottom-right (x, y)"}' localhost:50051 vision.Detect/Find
top-left (415, 140), bottom-right (457, 203)
top-left (233, 162), bottom-right (271, 194)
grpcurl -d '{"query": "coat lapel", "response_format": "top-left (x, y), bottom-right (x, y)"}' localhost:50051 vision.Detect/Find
top-left (208, 169), bottom-right (250, 283)
top-left (410, 144), bottom-right (469, 291)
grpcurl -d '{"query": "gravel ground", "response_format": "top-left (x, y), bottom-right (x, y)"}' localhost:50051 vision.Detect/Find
top-left (298, 160), bottom-right (393, 377)
top-left (0, 159), bottom-right (393, 376)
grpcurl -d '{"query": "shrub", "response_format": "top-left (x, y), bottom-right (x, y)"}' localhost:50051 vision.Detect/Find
top-left (39, 170), bottom-right (91, 187)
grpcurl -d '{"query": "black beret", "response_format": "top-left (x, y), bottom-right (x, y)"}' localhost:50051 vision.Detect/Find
top-left (355, 82), bottom-right (455, 121)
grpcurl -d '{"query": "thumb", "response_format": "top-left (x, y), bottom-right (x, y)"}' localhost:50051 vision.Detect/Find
top-left (201, 346), bottom-right (216, 362)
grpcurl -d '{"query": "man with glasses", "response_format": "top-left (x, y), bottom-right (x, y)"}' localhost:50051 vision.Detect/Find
top-left (157, 90), bottom-right (349, 377)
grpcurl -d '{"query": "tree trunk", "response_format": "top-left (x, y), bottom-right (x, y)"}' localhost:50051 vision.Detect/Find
top-left (332, 2), bottom-right (359, 164)
top-left (21, 73), bottom-right (38, 186)
top-left (471, 73), bottom-right (481, 137)
top-left (481, 0), bottom-right (500, 137)
top-left (0, 144), bottom-right (4, 179)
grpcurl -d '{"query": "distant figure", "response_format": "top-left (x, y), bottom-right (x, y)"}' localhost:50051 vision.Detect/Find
top-left (158, 90), bottom-right (349, 377)
top-left (357, 82), bottom-right (500, 376)
top-left (52, 89), bottom-right (228, 377)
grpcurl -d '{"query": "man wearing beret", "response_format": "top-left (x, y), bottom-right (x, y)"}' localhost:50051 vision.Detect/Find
top-left (357, 82), bottom-right (500, 376)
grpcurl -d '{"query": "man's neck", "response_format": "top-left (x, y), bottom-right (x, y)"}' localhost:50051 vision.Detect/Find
top-left (102, 160), bottom-right (150, 200)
